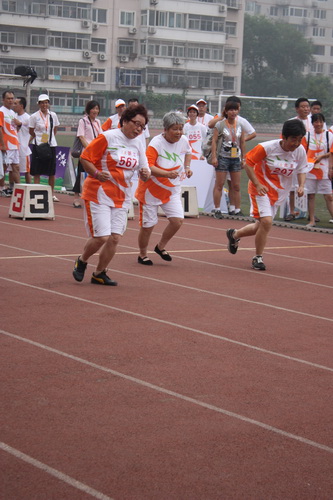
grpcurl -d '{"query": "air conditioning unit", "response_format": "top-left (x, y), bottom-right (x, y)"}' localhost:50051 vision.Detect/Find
top-left (219, 5), bottom-right (226, 13)
top-left (98, 52), bottom-right (107, 61)
top-left (128, 27), bottom-right (137, 35)
top-left (147, 56), bottom-right (155, 64)
top-left (78, 81), bottom-right (86, 89)
top-left (83, 50), bottom-right (92, 59)
top-left (173, 57), bottom-right (181, 65)
top-left (150, 0), bottom-right (158, 4)
top-left (120, 55), bottom-right (129, 63)
top-left (82, 20), bottom-right (91, 28)
top-left (1, 45), bottom-right (11, 52)
top-left (148, 27), bottom-right (156, 35)
top-left (92, 23), bottom-right (99, 31)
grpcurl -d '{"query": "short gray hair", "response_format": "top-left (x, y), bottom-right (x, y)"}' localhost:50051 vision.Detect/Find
top-left (163, 111), bottom-right (184, 130)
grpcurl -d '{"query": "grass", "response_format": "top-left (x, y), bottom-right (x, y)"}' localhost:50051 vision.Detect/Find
top-left (56, 132), bottom-right (333, 229)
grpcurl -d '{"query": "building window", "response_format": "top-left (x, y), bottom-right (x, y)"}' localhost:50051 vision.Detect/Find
top-left (117, 68), bottom-right (142, 88)
top-left (223, 76), bottom-right (235, 91)
top-left (48, 3), bottom-right (90, 19)
top-left (330, 46), bottom-right (333, 56)
top-left (225, 21), bottom-right (237, 36)
top-left (330, 64), bottom-right (333, 75)
top-left (269, 6), bottom-right (278, 16)
top-left (48, 63), bottom-right (89, 78)
top-left (245, 2), bottom-right (261, 14)
top-left (120, 11), bottom-right (135, 26)
top-left (29, 34), bottom-right (46, 46)
top-left (0, 31), bottom-right (15, 44)
top-left (224, 48), bottom-right (236, 64)
top-left (188, 14), bottom-right (224, 32)
top-left (313, 9), bottom-right (326, 19)
top-left (48, 32), bottom-right (90, 50)
top-left (92, 8), bottom-right (107, 24)
top-left (313, 45), bottom-right (325, 55)
top-left (313, 27), bottom-right (326, 37)
top-left (118, 39), bottom-right (136, 56)
top-left (310, 62), bottom-right (324, 73)
top-left (91, 38), bottom-right (106, 53)
top-left (2, 0), bottom-right (16, 12)
top-left (91, 68), bottom-right (105, 83)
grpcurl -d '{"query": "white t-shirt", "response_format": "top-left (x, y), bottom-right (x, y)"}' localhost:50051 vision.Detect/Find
top-left (17, 112), bottom-right (31, 156)
top-left (197, 113), bottom-right (214, 128)
top-left (183, 121), bottom-right (207, 160)
top-left (29, 110), bottom-right (60, 147)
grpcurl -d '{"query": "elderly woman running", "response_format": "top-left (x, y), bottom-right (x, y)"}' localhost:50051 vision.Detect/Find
top-left (135, 111), bottom-right (193, 265)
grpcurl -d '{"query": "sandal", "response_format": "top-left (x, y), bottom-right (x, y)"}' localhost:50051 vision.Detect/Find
top-left (138, 256), bottom-right (153, 266)
top-left (154, 245), bottom-right (172, 261)
top-left (284, 213), bottom-right (296, 221)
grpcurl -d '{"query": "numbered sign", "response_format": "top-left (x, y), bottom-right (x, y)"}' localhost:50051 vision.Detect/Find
top-left (9, 184), bottom-right (55, 220)
top-left (158, 186), bottom-right (199, 218)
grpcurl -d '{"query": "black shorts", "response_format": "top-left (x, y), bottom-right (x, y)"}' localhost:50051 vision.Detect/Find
top-left (30, 144), bottom-right (56, 176)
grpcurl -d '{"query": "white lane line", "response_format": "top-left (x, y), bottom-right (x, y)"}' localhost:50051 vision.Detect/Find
top-left (0, 442), bottom-right (113, 500)
top-left (1, 243), bottom-right (333, 290)
top-left (1, 332), bottom-right (333, 456)
top-left (1, 278), bottom-right (333, 372)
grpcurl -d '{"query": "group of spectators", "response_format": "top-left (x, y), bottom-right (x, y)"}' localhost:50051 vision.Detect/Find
top-left (0, 90), bottom-right (61, 202)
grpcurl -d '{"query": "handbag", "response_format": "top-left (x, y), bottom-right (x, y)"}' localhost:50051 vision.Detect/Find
top-left (35, 114), bottom-right (54, 161)
top-left (71, 134), bottom-right (83, 158)
top-left (71, 117), bottom-right (97, 158)
top-left (202, 121), bottom-right (224, 165)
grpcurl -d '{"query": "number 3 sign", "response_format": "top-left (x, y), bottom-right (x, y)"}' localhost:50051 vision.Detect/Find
top-left (9, 184), bottom-right (55, 220)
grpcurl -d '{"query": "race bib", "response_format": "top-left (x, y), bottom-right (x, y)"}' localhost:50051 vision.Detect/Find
top-left (115, 149), bottom-right (138, 169)
top-left (270, 160), bottom-right (296, 177)
top-left (41, 133), bottom-right (49, 143)
top-left (230, 147), bottom-right (238, 158)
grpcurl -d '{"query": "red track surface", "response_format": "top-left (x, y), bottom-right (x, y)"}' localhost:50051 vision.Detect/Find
top-left (1, 194), bottom-right (333, 500)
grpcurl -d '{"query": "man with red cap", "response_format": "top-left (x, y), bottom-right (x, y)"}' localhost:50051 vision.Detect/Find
top-left (196, 99), bottom-right (214, 128)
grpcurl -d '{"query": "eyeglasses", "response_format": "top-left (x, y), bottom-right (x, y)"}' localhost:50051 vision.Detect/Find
top-left (130, 120), bottom-right (146, 131)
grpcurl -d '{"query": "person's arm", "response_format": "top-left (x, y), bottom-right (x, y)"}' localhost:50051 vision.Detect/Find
top-left (296, 173), bottom-right (306, 197)
top-left (79, 136), bottom-right (89, 148)
top-left (245, 132), bottom-right (256, 142)
top-left (243, 162), bottom-right (268, 196)
top-left (184, 152), bottom-right (193, 178)
top-left (0, 128), bottom-right (5, 150)
top-left (208, 116), bottom-right (222, 129)
top-left (53, 126), bottom-right (58, 136)
top-left (29, 127), bottom-right (35, 141)
top-left (80, 134), bottom-right (111, 182)
top-left (210, 126), bottom-right (219, 167)
top-left (239, 130), bottom-right (246, 166)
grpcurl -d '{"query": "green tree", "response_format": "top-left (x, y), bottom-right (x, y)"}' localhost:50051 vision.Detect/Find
top-left (242, 14), bottom-right (313, 97)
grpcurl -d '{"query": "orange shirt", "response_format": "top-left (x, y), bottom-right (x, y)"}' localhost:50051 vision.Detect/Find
top-left (0, 106), bottom-right (19, 150)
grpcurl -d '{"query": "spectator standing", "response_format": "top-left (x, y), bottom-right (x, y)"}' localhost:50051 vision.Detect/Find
top-left (13, 96), bottom-right (31, 184)
top-left (183, 104), bottom-right (207, 160)
top-left (302, 113), bottom-right (333, 227)
top-left (196, 99), bottom-right (214, 128)
top-left (29, 94), bottom-right (60, 202)
top-left (210, 101), bottom-right (245, 219)
top-left (101, 99), bottom-right (126, 131)
top-left (72, 100), bottom-right (102, 208)
top-left (0, 90), bottom-right (21, 196)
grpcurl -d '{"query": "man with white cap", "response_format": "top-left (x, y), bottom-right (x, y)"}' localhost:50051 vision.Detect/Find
top-left (102, 99), bottom-right (126, 131)
top-left (183, 104), bottom-right (207, 160)
top-left (29, 93), bottom-right (60, 201)
top-left (196, 99), bottom-right (214, 128)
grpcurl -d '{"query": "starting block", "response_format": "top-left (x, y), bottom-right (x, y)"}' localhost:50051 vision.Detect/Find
top-left (158, 186), bottom-right (199, 218)
top-left (9, 183), bottom-right (55, 220)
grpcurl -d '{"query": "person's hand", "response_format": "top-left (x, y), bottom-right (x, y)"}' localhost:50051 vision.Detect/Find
top-left (297, 185), bottom-right (304, 197)
top-left (211, 156), bottom-right (218, 168)
top-left (98, 171), bottom-right (111, 182)
top-left (168, 170), bottom-right (179, 179)
top-left (255, 183), bottom-right (269, 196)
top-left (139, 167), bottom-right (151, 181)
top-left (185, 167), bottom-right (193, 178)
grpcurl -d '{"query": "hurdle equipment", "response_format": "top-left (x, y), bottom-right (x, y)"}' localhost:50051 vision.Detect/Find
top-left (9, 183), bottom-right (55, 220)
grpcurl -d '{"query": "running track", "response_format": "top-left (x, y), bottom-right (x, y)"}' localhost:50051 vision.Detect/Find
top-left (1, 194), bottom-right (333, 500)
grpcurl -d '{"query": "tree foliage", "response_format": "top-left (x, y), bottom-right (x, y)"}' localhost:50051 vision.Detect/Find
top-left (242, 14), bottom-right (313, 97)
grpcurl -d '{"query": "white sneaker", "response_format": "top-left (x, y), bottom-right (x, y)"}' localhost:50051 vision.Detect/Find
top-left (52, 195), bottom-right (59, 202)
top-left (329, 219), bottom-right (333, 224)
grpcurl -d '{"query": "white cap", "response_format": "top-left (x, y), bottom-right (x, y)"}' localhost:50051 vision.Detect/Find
top-left (196, 99), bottom-right (207, 105)
top-left (187, 104), bottom-right (199, 112)
top-left (115, 99), bottom-right (126, 108)
top-left (38, 94), bottom-right (50, 102)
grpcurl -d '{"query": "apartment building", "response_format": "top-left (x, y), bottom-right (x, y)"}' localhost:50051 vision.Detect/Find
top-left (245, 0), bottom-right (333, 83)
top-left (0, 0), bottom-right (244, 111)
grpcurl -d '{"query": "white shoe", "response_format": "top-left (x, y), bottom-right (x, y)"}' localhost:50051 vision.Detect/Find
top-left (329, 219), bottom-right (333, 224)
top-left (52, 195), bottom-right (59, 202)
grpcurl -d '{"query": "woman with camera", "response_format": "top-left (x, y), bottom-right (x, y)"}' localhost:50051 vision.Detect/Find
top-left (210, 101), bottom-right (245, 219)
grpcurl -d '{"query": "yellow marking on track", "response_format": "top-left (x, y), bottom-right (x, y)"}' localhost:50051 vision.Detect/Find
top-left (0, 243), bottom-right (332, 260)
